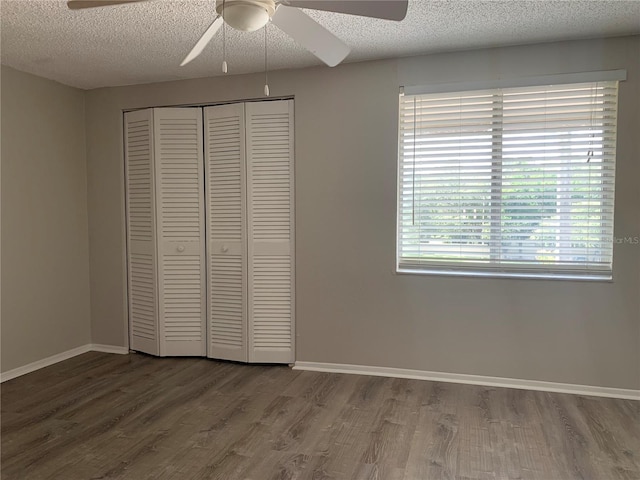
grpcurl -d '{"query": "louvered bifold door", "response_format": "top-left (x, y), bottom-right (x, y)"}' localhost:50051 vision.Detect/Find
top-left (125, 109), bottom-right (159, 356)
top-left (246, 100), bottom-right (295, 364)
top-left (204, 104), bottom-right (248, 362)
top-left (153, 108), bottom-right (206, 356)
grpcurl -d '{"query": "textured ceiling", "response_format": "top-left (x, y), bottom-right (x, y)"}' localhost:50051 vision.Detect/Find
top-left (1, 0), bottom-right (639, 90)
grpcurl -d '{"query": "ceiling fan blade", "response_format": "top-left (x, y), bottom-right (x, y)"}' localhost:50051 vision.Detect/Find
top-left (67, 0), bottom-right (148, 9)
top-left (281, 0), bottom-right (408, 21)
top-left (180, 16), bottom-right (224, 67)
top-left (272, 6), bottom-right (350, 67)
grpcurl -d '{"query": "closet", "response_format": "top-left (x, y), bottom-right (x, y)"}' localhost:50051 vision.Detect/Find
top-left (124, 100), bottom-right (294, 364)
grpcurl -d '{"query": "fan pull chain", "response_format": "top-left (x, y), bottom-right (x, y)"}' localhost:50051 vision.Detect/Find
top-left (264, 22), bottom-right (270, 96)
top-left (222, 0), bottom-right (228, 73)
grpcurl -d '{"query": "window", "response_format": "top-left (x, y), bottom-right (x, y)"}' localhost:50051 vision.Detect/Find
top-left (397, 78), bottom-right (620, 279)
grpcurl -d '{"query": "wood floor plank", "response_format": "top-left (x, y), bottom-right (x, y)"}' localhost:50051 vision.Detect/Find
top-left (1, 352), bottom-right (638, 480)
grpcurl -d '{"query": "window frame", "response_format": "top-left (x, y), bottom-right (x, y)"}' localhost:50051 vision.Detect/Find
top-left (396, 71), bottom-right (625, 281)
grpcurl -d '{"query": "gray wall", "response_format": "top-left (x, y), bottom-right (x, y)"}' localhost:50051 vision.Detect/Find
top-left (1, 66), bottom-right (91, 372)
top-left (85, 36), bottom-right (640, 389)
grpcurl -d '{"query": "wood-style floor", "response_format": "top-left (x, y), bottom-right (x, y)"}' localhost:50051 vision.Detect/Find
top-left (1, 352), bottom-right (638, 480)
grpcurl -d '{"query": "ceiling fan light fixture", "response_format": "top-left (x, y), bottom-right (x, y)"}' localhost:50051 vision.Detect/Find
top-left (217, 0), bottom-right (275, 32)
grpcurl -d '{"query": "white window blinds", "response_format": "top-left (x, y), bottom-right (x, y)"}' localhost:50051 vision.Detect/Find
top-left (397, 80), bottom-right (619, 279)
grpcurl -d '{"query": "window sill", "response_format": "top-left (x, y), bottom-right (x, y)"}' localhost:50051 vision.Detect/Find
top-left (395, 268), bottom-right (613, 282)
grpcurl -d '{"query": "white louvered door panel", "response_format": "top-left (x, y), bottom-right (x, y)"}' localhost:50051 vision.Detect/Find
top-left (125, 109), bottom-right (159, 356)
top-left (154, 108), bottom-right (206, 356)
top-left (246, 100), bottom-right (295, 364)
top-left (204, 104), bottom-right (248, 362)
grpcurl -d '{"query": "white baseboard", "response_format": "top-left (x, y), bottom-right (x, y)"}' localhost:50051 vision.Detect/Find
top-left (4, 349), bottom-right (637, 400)
top-left (0, 343), bottom-right (129, 383)
top-left (0, 345), bottom-right (92, 383)
top-left (90, 344), bottom-right (129, 355)
top-left (293, 361), bottom-right (640, 401)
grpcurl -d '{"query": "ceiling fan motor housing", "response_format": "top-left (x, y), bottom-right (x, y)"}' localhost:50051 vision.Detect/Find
top-left (216, 0), bottom-right (277, 32)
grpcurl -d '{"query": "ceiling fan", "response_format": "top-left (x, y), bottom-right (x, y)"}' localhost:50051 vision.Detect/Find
top-left (66, 0), bottom-right (408, 68)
